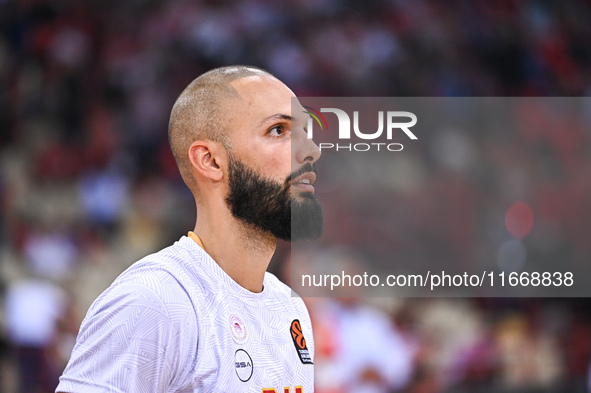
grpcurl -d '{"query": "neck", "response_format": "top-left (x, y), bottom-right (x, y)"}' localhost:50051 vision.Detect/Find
top-left (193, 200), bottom-right (276, 293)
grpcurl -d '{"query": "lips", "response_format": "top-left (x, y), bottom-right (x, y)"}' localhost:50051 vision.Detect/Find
top-left (292, 172), bottom-right (316, 186)
top-left (291, 172), bottom-right (316, 193)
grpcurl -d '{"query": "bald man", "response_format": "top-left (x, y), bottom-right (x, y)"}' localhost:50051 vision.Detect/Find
top-left (56, 66), bottom-right (322, 392)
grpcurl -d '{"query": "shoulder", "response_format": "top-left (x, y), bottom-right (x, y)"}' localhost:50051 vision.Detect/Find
top-left (80, 254), bottom-right (199, 345)
top-left (58, 239), bottom-right (202, 392)
top-left (78, 238), bottom-right (206, 345)
top-left (108, 237), bottom-right (205, 304)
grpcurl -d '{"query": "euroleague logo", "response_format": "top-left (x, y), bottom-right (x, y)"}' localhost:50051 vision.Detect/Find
top-left (290, 319), bottom-right (313, 364)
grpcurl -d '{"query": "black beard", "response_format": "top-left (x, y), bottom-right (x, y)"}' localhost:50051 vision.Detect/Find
top-left (225, 156), bottom-right (323, 241)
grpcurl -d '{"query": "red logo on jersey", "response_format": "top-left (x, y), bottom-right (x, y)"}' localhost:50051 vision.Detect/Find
top-left (229, 314), bottom-right (247, 344)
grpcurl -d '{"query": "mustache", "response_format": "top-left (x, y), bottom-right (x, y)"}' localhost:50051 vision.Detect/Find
top-left (287, 162), bottom-right (318, 184)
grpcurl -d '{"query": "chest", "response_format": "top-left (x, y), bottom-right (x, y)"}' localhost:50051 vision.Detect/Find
top-left (189, 292), bottom-right (314, 392)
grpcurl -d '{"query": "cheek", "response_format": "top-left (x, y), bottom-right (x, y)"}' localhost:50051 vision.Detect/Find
top-left (236, 140), bottom-right (292, 182)
top-left (274, 144), bottom-right (294, 183)
top-left (264, 149), bottom-right (292, 181)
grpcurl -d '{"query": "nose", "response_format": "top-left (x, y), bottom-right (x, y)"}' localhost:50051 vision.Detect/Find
top-left (294, 127), bottom-right (321, 164)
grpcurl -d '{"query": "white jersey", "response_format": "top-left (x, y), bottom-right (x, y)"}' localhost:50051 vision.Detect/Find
top-left (57, 235), bottom-right (314, 393)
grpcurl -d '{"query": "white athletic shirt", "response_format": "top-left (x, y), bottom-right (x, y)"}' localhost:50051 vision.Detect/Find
top-left (56, 235), bottom-right (314, 392)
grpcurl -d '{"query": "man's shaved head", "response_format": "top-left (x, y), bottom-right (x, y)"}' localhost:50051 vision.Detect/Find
top-left (168, 65), bottom-right (273, 190)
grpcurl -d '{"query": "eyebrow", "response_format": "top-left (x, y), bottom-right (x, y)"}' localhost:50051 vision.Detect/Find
top-left (260, 113), bottom-right (292, 126)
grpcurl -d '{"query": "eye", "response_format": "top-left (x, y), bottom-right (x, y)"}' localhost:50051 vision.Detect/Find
top-left (267, 125), bottom-right (289, 138)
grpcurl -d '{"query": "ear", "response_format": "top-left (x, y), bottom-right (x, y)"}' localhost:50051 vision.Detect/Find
top-left (188, 140), bottom-right (225, 182)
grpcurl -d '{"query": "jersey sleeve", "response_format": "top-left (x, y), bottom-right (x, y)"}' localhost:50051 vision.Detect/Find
top-left (56, 271), bottom-right (198, 393)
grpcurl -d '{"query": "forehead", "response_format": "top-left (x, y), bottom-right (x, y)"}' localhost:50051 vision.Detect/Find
top-left (229, 75), bottom-right (296, 119)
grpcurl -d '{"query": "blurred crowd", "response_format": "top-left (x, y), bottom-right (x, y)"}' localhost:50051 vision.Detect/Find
top-left (1, 0), bottom-right (591, 392)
